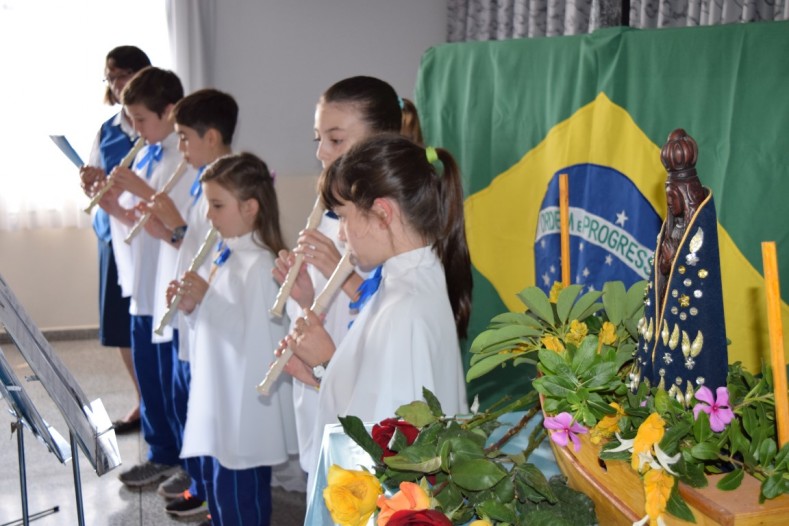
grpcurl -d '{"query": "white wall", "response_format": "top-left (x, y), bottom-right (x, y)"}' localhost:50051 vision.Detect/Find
top-left (0, 1), bottom-right (447, 332)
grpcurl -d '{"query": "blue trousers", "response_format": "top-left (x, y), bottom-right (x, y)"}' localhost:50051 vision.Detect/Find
top-left (203, 457), bottom-right (272, 526)
top-left (171, 331), bottom-right (206, 501)
top-left (130, 315), bottom-right (180, 466)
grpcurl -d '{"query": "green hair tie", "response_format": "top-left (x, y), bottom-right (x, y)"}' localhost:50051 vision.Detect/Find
top-left (425, 146), bottom-right (439, 165)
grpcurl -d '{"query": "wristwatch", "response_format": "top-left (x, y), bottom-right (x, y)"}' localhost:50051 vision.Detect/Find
top-left (312, 361), bottom-right (329, 384)
top-left (171, 225), bottom-right (188, 244)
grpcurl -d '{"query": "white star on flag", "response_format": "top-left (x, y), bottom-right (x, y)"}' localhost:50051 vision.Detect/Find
top-left (542, 272), bottom-right (551, 286)
top-left (540, 239), bottom-right (546, 249)
top-left (605, 254), bottom-right (613, 265)
top-left (582, 267), bottom-right (590, 278)
top-left (579, 242), bottom-right (585, 251)
top-left (616, 210), bottom-right (629, 227)
top-left (550, 265), bottom-right (556, 274)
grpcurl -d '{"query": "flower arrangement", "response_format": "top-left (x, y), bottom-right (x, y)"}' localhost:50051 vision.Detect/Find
top-left (327, 388), bottom-right (596, 525)
top-left (468, 281), bottom-right (789, 524)
top-left (325, 280), bottom-right (789, 525)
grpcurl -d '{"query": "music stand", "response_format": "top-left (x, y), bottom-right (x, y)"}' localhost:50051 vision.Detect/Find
top-left (0, 273), bottom-right (121, 526)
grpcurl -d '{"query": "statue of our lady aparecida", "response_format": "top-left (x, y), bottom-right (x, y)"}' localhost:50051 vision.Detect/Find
top-left (632, 129), bottom-right (729, 404)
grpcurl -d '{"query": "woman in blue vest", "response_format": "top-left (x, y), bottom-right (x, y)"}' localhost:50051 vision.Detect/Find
top-left (79, 46), bottom-right (150, 433)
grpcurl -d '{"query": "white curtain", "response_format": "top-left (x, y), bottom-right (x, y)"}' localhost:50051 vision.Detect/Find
top-left (447, 0), bottom-right (787, 41)
top-left (166, 0), bottom-right (216, 93)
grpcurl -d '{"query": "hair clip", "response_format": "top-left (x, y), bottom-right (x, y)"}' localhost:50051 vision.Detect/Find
top-left (425, 146), bottom-right (439, 165)
top-left (397, 96), bottom-right (404, 110)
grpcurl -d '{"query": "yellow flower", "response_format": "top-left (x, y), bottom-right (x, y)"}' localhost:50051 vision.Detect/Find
top-left (376, 481), bottom-right (430, 526)
top-left (323, 465), bottom-right (382, 526)
top-left (644, 468), bottom-right (674, 526)
top-left (632, 413), bottom-right (665, 473)
top-left (565, 320), bottom-right (588, 346)
top-left (549, 281), bottom-right (565, 303)
top-left (541, 334), bottom-right (565, 353)
top-left (470, 521), bottom-right (493, 526)
top-left (598, 321), bottom-right (617, 346)
top-left (590, 402), bottom-right (624, 444)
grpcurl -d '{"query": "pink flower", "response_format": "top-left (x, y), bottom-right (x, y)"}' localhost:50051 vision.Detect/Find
top-left (693, 386), bottom-right (734, 432)
top-left (544, 412), bottom-right (588, 451)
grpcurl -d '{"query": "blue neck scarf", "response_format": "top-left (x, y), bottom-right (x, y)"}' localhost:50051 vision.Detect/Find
top-left (214, 241), bottom-right (232, 266)
top-left (349, 264), bottom-right (383, 312)
top-left (135, 143), bottom-right (163, 179)
top-left (190, 166), bottom-right (205, 206)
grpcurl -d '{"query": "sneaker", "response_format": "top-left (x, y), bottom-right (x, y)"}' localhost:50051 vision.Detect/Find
top-left (118, 461), bottom-right (179, 488)
top-left (157, 468), bottom-right (192, 499)
top-left (165, 490), bottom-right (207, 517)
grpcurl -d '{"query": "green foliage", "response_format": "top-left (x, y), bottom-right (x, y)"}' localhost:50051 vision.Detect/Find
top-left (340, 388), bottom-right (595, 525)
top-left (466, 280), bottom-right (789, 522)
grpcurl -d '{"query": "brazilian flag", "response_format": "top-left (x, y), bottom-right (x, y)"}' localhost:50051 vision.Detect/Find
top-left (415, 21), bottom-right (789, 407)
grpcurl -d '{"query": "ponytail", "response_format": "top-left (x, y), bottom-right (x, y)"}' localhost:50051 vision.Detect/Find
top-left (400, 98), bottom-right (424, 145)
top-left (430, 147), bottom-right (472, 339)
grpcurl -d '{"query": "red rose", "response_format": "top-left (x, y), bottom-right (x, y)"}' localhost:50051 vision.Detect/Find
top-left (386, 509), bottom-right (453, 526)
top-left (372, 418), bottom-right (419, 458)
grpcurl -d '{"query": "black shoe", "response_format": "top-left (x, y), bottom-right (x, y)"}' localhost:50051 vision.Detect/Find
top-left (112, 417), bottom-right (141, 434)
top-left (119, 461), bottom-right (179, 487)
top-left (165, 491), bottom-right (207, 517)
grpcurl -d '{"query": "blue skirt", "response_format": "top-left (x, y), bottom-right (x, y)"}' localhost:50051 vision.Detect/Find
top-left (98, 239), bottom-right (131, 347)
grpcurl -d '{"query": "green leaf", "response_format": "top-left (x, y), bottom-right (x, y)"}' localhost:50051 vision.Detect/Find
top-left (571, 336), bottom-right (598, 376)
top-left (690, 441), bottom-right (720, 461)
top-left (665, 482), bottom-right (696, 522)
top-left (758, 438), bottom-right (777, 465)
top-left (774, 442), bottom-right (789, 470)
top-left (533, 375), bottom-right (577, 399)
top-left (516, 287), bottom-right (556, 325)
top-left (716, 468), bottom-right (744, 491)
top-left (624, 280), bottom-right (648, 319)
top-left (556, 284), bottom-right (584, 324)
top-left (659, 419), bottom-right (692, 454)
top-left (692, 409), bottom-right (712, 443)
top-left (432, 480), bottom-right (464, 512)
top-left (420, 387), bottom-right (443, 417)
top-left (680, 461), bottom-right (708, 488)
top-left (470, 325), bottom-right (542, 354)
top-left (488, 311), bottom-right (545, 330)
top-left (396, 401), bottom-right (438, 428)
top-left (602, 281), bottom-right (626, 325)
top-left (513, 463), bottom-right (557, 504)
top-left (567, 289), bottom-right (603, 322)
top-left (450, 458), bottom-right (508, 491)
top-left (384, 447), bottom-right (442, 473)
top-left (582, 362), bottom-right (617, 389)
top-left (338, 415), bottom-right (383, 463)
top-left (537, 349), bottom-right (575, 379)
top-left (467, 353), bottom-right (518, 381)
top-left (762, 473), bottom-right (784, 500)
top-left (476, 500), bottom-right (517, 523)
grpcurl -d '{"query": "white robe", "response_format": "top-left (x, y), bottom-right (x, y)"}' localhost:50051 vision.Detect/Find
top-left (285, 214), bottom-right (359, 473)
top-left (306, 246), bottom-right (468, 473)
top-left (171, 190), bottom-right (211, 359)
top-left (181, 233), bottom-right (298, 469)
top-left (151, 155), bottom-right (198, 343)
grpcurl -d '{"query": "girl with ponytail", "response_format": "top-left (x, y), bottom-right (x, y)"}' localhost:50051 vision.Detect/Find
top-left (285, 134), bottom-right (471, 474)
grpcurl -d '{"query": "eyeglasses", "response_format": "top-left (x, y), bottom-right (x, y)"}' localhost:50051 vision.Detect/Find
top-left (103, 70), bottom-right (133, 84)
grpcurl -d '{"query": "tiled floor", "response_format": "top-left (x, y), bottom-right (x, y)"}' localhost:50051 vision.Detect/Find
top-left (0, 339), bottom-right (306, 526)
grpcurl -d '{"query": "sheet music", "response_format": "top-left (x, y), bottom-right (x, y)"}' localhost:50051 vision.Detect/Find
top-left (49, 135), bottom-right (85, 168)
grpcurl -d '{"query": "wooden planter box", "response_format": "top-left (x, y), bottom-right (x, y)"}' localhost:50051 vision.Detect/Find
top-left (550, 434), bottom-right (789, 525)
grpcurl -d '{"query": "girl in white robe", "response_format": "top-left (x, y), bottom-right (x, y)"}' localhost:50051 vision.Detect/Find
top-left (172, 153), bottom-right (296, 526)
top-left (284, 135), bottom-right (472, 486)
top-left (272, 76), bottom-right (424, 476)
